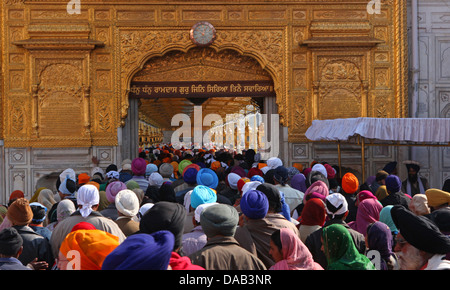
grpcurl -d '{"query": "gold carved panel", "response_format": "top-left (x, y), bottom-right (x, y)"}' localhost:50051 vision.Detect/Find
top-left (1, 0), bottom-right (408, 147)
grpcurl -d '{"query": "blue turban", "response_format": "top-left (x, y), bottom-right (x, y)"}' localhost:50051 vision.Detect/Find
top-left (385, 175), bottom-right (401, 193)
top-left (145, 164), bottom-right (158, 178)
top-left (240, 190), bottom-right (269, 219)
top-left (102, 231), bottom-right (174, 270)
top-left (183, 168), bottom-right (198, 185)
top-left (190, 185), bottom-right (217, 209)
top-left (196, 168), bottom-right (219, 189)
top-left (250, 175), bottom-right (265, 183)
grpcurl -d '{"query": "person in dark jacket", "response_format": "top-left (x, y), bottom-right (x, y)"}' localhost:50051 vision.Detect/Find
top-left (6, 198), bottom-right (53, 269)
top-left (381, 175), bottom-right (410, 209)
top-left (0, 227), bottom-right (31, 270)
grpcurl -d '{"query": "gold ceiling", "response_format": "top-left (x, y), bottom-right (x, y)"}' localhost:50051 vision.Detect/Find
top-left (132, 47), bottom-right (271, 130)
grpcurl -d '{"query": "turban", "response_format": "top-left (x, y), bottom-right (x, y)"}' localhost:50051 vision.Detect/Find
top-left (291, 173), bottom-right (307, 193)
top-left (60, 168), bottom-right (76, 183)
top-left (324, 164), bottom-right (336, 179)
top-left (200, 204), bottom-right (239, 238)
top-left (273, 166), bottom-right (289, 185)
top-left (227, 173), bottom-right (241, 190)
top-left (194, 202), bottom-right (218, 223)
top-left (115, 189), bottom-right (140, 217)
top-left (356, 190), bottom-right (377, 204)
top-left (410, 194), bottom-right (430, 215)
top-left (404, 160), bottom-right (420, 172)
top-left (77, 184), bottom-right (100, 218)
top-left (106, 181), bottom-right (127, 203)
top-left (29, 202), bottom-right (47, 224)
top-left (247, 167), bottom-right (264, 179)
top-left (196, 168), bottom-right (219, 189)
top-left (242, 181), bottom-right (262, 196)
top-left (148, 172), bottom-right (164, 188)
top-left (59, 229), bottom-right (119, 270)
top-left (376, 170), bottom-right (389, 182)
top-left (190, 185), bottom-right (217, 209)
top-left (178, 159), bottom-right (192, 175)
top-left (159, 163), bottom-right (174, 178)
top-left (59, 176), bottom-right (77, 196)
top-left (0, 227), bottom-right (23, 256)
top-left (256, 183), bottom-right (282, 213)
top-left (267, 157), bottom-right (283, 169)
top-left (287, 167), bottom-right (300, 179)
top-left (183, 164), bottom-right (201, 177)
top-left (71, 221), bottom-right (96, 232)
top-left (183, 167), bottom-right (198, 185)
top-left (230, 166), bottom-right (246, 178)
top-left (102, 231), bottom-right (174, 270)
top-left (311, 164), bottom-right (328, 178)
top-left (131, 158), bottom-right (147, 176)
top-left (425, 188), bottom-right (450, 208)
top-left (237, 177), bottom-right (250, 193)
top-left (9, 190), bottom-right (24, 201)
top-left (342, 173), bottom-right (359, 194)
top-left (138, 203), bottom-right (154, 220)
top-left (7, 198), bottom-right (33, 226)
top-left (126, 180), bottom-right (140, 190)
top-left (325, 193), bottom-right (348, 219)
top-left (78, 173), bottom-right (90, 185)
top-left (391, 205), bottom-right (450, 254)
top-left (383, 161), bottom-right (397, 174)
top-left (250, 175), bottom-right (265, 183)
top-left (210, 161), bottom-right (221, 171)
top-left (145, 163), bottom-right (158, 177)
top-left (139, 201), bottom-right (186, 250)
top-left (429, 208), bottom-right (450, 233)
top-left (106, 170), bottom-right (119, 180)
top-left (240, 190), bottom-right (269, 219)
top-left (385, 175), bottom-right (401, 193)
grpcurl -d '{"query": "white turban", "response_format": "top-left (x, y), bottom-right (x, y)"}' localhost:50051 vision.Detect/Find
top-left (148, 172), bottom-right (164, 188)
top-left (59, 168), bottom-right (76, 183)
top-left (183, 190), bottom-right (193, 211)
top-left (267, 157), bottom-right (283, 169)
top-left (325, 193), bottom-right (348, 219)
top-left (194, 202), bottom-right (218, 223)
top-left (115, 189), bottom-right (139, 217)
top-left (242, 181), bottom-right (262, 196)
top-left (77, 184), bottom-right (100, 218)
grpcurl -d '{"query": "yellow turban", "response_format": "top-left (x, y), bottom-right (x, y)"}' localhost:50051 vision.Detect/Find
top-left (425, 188), bottom-right (450, 208)
top-left (59, 229), bottom-right (119, 270)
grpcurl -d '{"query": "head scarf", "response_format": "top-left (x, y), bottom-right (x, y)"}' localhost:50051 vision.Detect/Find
top-left (385, 175), bottom-right (401, 193)
top-left (391, 205), bottom-right (450, 254)
top-left (102, 231), bottom-right (174, 270)
top-left (106, 170), bottom-right (119, 180)
top-left (30, 202), bottom-right (47, 224)
top-left (115, 189), bottom-right (140, 217)
top-left (299, 198), bottom-right (326, 227)
top-left (322, 224), bottom-right (376, 270)
top-left (29, 187), bottom-right (45, 203)
top-left (325, 193), bottom-right (348, 219)
top-left (303, 180), bottom-right (329, 203)
top-left (342, 173), bottom-right (359, 194)
top-left (366, 221), bottom-right (394, 261)
top-left (379, 205), bottom-right (398, 234)
top-left (241, 181), bottom-right (262, 196)
top-left (7, 198), bottom-right (33, 226)
top-left (194, 202), bottom-right (218, 223)
top-left (9, 190), bottom-right (24, 201)
top-left (250, 175), bottom-right (265, 183)
top-left (240, 189), bottom-right (269, 219)
top-left (306, 171), bottom-right (329, 189)
top-left (311, 164), bottom-right (328, 178)
top-left (410, 194), bottom-right (430, 215)
top-left (77, 184), bottom-right (100, 218)
top-left (37, 189), bottom-right (57, 210)
top-left (375, 185), bottom-right (389, 201)
top-left (196, 168), bottom-right (219, 189)
top-left (291, 174), bottom-right (307, 193)
top-left (349, 198), bottom-right (383, 235)
top-left (200, 203), bottom-right (239, 238)
top-left (59, 229), bottom-right (119, 270)
top-left (56, 199), bottom-right (76, 223)
top-left (106, 181), bottom-right (127, 203)
top-left (227, 173), bottom-right (241, 190)
top-left (356, 190), bottom-right (377, 205)
top-left (139, 201), bottom-right (186, 250)
top-left (425, 188), bottom-right (450, 208)
top-left (59, 176), bottom-right (77, 196)
top-left (270, 228), bottom-right (323, 270)
top-left (287, 167), bottom-right (300, 180)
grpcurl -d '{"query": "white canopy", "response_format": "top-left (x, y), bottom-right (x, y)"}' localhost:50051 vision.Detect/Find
top-left (305, 117), bottom-right (450, 144)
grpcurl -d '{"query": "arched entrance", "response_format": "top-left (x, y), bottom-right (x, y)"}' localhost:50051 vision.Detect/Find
top-left (121, 47), bottom-right (279, 160)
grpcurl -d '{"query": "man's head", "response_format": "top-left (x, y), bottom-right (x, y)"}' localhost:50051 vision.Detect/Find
top-left (0, 227), bottom-right (23, 258)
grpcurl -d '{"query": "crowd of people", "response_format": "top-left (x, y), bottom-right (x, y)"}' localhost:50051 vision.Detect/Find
top-left (1, 145), bottom-right (450, 271)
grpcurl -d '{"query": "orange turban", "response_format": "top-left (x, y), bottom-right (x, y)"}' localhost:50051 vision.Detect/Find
top-left (210, 161), bottom-right (221, 171)
top-left (59, 229), bottom-right (119, 270)
top-left (9, 190), bottom-right (24, 201)
top-left (78, 173), bottom-right (90, 185)
top-left (292, 163), bottom-right (303, 172)
top-left (342, 173), bottom-right (359, 194)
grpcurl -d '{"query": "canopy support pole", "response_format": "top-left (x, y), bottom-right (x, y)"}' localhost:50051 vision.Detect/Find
top-left (337, 140), bottom-right (342, 179)
top-left (361, 136), bottom-right (365, 182)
